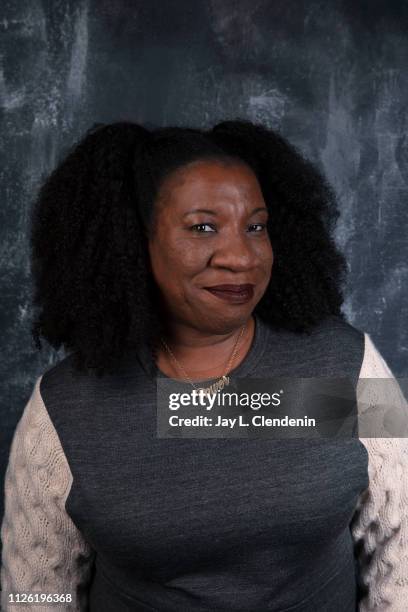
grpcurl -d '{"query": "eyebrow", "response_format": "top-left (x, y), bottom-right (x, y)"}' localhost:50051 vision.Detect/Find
top-left (183, 207), bottom-right (268, 218)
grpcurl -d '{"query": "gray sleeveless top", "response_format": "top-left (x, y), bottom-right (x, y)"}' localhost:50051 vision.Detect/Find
top-left (39, 313), bottom-right (369, 611)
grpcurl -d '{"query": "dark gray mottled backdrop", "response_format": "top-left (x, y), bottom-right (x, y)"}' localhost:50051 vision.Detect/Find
top-left (0, 0), bottom-right (407, 543)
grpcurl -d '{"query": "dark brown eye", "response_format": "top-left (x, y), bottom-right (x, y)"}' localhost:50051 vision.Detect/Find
top-left (190, 223), bottom-right (216, 232)
top-left (248, 223), bottom-right (266, 232)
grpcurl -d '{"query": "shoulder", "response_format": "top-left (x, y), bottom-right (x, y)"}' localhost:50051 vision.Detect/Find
top-left (279, 313), bottom-right (364, 346)
top-left (260, 313), bottom-right (365, 346)
top-left (38, 350), bottom-right (126, 412)
top-left (40, 351), bottom-right (83, 391)
top-left (269, 312), bottom-right (366, 358)
top-left (256, 313), bottom-right (366, 379)
top-left (311, 313), bottom-right (365, 343)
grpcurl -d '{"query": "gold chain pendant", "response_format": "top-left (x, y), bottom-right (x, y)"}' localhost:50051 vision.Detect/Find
top-left (198, 374), bottom-right (230, 397)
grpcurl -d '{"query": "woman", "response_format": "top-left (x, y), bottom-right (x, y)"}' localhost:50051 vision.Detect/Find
top-left (1, 119), bottom-right (407, 611)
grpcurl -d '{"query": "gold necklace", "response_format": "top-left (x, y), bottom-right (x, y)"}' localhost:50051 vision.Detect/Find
top-left (160, 323), bottom-right (246, 397)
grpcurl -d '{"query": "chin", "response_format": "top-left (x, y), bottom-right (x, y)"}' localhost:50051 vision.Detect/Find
top-left (197, 310), bottom-right (252, 333)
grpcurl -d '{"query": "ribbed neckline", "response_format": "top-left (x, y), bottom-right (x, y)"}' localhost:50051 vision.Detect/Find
top-left (131, 312), bottom-right (271, 382)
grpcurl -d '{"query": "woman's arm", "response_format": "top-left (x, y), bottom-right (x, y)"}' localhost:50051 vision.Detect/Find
top-left (1, 376), bottom-right (95, 611)
top-left (352, 333), bottom-right (408, 611)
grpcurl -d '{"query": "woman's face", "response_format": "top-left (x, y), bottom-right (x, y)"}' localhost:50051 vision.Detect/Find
top-left (148, 159), bottom-right (273, 334)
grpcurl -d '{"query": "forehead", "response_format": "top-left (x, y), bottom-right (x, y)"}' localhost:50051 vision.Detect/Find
top-left (156, 159), bottom-right (263, 206)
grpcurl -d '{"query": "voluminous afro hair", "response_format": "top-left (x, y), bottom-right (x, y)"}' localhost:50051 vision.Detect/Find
top-left (29, 119), bottom-right (348, 377)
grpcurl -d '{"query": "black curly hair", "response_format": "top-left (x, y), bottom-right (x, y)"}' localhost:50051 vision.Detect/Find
top-left (29, 118), bottom-right (348, 377)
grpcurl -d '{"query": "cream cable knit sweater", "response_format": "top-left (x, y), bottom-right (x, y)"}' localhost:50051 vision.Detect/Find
top-left (1, 333), bottom-right (408, 611)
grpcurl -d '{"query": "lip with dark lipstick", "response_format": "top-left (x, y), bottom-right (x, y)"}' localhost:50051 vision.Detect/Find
top-left (203, 284), bottom-right (255, 304)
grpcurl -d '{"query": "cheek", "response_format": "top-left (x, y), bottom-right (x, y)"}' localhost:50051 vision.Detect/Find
top-left (148, 239), bottom-right (204, 293)
top-left (166, 235), bottom-right (208, 268)
top-left (257, 240), bottom-right (274, 270)
top-left (256, 243), bottom-right (274, 290)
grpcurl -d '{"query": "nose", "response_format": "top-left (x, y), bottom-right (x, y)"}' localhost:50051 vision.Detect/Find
top-left (209, 231), bottom-right (256, 271)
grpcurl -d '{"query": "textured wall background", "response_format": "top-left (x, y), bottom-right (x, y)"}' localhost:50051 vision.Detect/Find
top-left (1, 0), bottom-right (407, 550)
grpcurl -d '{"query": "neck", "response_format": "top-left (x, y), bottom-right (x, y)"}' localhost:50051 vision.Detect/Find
top-left (165, 315), bottom-right (253, 347)
top-left (157, 315), bottom-right (255, 378)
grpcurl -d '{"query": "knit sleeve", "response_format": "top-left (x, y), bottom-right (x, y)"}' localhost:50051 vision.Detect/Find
top-left (351, 333), bottom-right (408, 611)
top-left (0, 375), bottom-right (95, 611)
